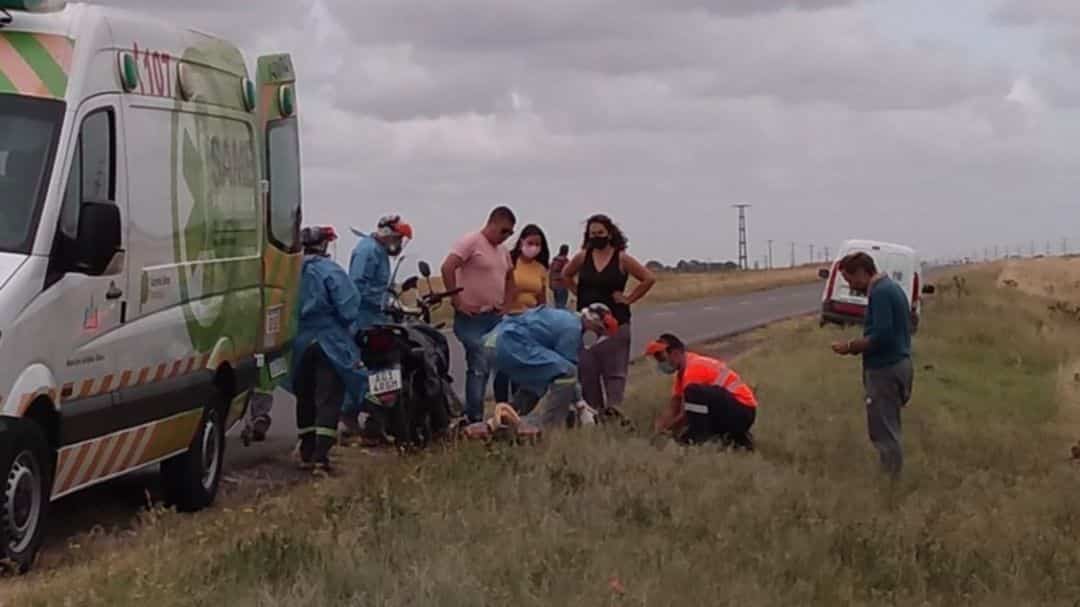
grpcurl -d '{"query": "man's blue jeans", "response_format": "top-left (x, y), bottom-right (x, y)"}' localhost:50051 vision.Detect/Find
top-left (454, 311), bottom-right (502, 422)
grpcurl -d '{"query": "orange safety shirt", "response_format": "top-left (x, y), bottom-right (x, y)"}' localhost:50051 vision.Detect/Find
top-left (672, 353), bottom-right (758, 408)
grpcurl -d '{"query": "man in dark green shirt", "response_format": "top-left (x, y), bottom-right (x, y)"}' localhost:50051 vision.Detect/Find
top-left (831, 252), bottom-right (914, 478)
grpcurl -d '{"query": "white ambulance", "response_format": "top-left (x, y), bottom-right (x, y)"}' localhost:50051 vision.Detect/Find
top-left (0, 1), bottom-right (303, 571)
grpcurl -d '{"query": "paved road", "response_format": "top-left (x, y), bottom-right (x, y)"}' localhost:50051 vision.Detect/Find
top-left (222, 280), bottom-right (827, 468)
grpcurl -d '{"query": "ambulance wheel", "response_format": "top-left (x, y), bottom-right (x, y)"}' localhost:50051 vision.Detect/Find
top-left (0, 419), bottom-right (51, 573)
top-left (161, 402), bottom-right (226, 513)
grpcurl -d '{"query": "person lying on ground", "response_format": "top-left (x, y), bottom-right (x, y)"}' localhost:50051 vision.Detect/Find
top-left (648, 333), bottom-right (758, 450)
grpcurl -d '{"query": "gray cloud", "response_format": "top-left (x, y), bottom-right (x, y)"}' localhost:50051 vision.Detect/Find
top-left (90, 0), bottom-right (1079, 265)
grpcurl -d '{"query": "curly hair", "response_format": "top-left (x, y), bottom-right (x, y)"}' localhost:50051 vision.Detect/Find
top-left (581, 214), bottom-right (628, 251)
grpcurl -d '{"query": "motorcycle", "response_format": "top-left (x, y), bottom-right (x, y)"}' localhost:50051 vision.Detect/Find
top-left (356, 259), bottom-right (463, 447)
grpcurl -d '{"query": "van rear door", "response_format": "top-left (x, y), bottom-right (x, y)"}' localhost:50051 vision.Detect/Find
top-left (831, 248), bottom-right (915, 306)
top-left (829, 246), bottom-right (866, 307)
top-left (250, 53), bottom-right (301, 424)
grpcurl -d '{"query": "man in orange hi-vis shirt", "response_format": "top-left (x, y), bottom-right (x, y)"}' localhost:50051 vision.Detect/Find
top-left (646, 333), bottom-right (758, 450)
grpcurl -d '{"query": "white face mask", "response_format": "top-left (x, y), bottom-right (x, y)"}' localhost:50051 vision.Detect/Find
top-left (521, 244), bottom-right (541, 259)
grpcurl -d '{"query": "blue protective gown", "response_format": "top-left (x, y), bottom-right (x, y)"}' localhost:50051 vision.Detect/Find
top-left (287, 255), bottom-right (368, 403)
top-left (488, 307), bottom-right (583, 396)
top-left (348, 234), bottom-right (391, 328)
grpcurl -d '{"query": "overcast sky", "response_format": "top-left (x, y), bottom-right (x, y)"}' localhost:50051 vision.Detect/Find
top-left (100, 0), bottom-right (1080, 266)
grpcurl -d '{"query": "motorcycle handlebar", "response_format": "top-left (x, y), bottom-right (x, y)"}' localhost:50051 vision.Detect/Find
top-left (421, 287), bottom-right (464, 304)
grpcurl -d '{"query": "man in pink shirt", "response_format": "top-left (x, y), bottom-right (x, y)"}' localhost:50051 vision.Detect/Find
top-left (441, 207), bottom-right (517, 422)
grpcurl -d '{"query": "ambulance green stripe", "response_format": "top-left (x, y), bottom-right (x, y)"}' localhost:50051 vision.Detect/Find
top-left (6, 32), bottom-right (67, 98)
top-left (0, 69), bottom-right (16, 94)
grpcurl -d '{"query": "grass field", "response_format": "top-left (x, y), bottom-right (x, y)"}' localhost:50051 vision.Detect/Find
top-left (7, 260), bottom-right (1080, 606)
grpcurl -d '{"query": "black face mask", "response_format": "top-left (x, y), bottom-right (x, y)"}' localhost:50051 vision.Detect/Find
top-left (588, 236), bottom-right (610, 250)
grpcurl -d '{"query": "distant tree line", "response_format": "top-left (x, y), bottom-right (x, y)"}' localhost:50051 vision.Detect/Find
top-left (645, 260), bottom-right (741, 273)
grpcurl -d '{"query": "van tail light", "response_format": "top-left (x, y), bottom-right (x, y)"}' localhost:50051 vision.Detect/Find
top-left (912, 272), bottom-right (921, 309)
top-left (825, 263), bottom-right (839, 300)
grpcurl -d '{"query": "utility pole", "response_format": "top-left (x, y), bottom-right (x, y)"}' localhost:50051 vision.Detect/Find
top-left (994, 245), bottom-right (999, 259)
top-left (1030, 240), bottom-right (1036, 257)
top-left (767, 240), bottom-right (774, 269)
top-left (824, 246), bottom-right (831, 261)
top-left (809, 244), bottom-right (815, 264)
top-left (733, 204), bottom-right (751, 271)
top-left (790, 241), bottom-right (796, 268)
top-left (1046, 240), bottom-right (1052, 256)
top-left (1064, 238), bottom-right (1070, 255)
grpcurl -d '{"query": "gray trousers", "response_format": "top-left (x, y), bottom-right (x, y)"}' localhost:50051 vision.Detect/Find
top-left (863, 358), bottom-right (913, 478)
top-left (579, 323), bottom-right (631, 410)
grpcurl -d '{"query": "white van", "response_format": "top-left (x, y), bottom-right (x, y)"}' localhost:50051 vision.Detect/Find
top-left (819, 239), bottom-right (934, 331)
top-left (0, 1), bottom-right (303, 570)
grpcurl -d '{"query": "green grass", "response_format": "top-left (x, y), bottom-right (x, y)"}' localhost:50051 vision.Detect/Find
top-left (8, 266), bottom-right (1080, 606)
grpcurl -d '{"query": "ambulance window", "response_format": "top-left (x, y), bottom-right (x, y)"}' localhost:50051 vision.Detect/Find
top-left (267, 117), bottom-right (301, 252)
top-left (59, 110), bottom-right (115, 240)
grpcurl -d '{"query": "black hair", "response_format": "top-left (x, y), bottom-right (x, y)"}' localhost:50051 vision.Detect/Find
top-left (488, 206), bottom-right (517, 225)
top-left (510, 224), bottom-right (550, 268)
top-left (582, 214), bottom-right (628, 251)
top-left (558, 244), bottom-right (570, 256)
top-left (657, 333), bottom-right (685, 352)
top-left (839, 252), bottom-right (878, 275)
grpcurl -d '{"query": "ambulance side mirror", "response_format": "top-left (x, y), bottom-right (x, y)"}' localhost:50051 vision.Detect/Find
top-left (401, 276), bottom-right (419, 292)
top-left (922, 284), bottom-right (936, 295)
top-left (69, 201), bottom-right (122, 276)
top-left (418, 261), bottom-right (432, 278)
top-left (818, 268), bottom-right (830, 280)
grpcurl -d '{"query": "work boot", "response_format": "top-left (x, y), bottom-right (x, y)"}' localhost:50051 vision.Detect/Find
top-left (298, 435), bottom-right (315, 464)
top-left (728, 431), bottom-right (755, 452)
top-left (311, 459), bottom-right (336, 477)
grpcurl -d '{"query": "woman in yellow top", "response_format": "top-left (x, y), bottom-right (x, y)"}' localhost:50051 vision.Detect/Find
top-left (494, 224), bottom-right (551, 404)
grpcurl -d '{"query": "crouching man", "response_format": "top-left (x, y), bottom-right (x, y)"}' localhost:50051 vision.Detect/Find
top-left (483, 303), bottom-right (619, 429)
top-left (647, 333), bottom-right (758, 450)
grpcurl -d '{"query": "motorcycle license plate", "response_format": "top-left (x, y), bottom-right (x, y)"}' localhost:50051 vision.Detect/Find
top-left (369, 368), bottom-right (403, 396)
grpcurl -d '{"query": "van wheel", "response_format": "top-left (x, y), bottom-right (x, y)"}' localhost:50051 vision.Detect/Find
top-left (161, 403), bottom-right (226, 513)
top-left (0, 420), bottom-right (51, 573)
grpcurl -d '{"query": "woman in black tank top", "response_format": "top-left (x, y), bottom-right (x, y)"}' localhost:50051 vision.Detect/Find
top-left (563, 214), bottom-right (656, 411)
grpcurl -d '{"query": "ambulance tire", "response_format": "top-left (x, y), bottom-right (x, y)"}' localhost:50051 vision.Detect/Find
top-left (161, 400), bottom-right (226, 513)
top-left (0, 419), bottom-right (51, 574)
